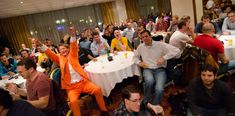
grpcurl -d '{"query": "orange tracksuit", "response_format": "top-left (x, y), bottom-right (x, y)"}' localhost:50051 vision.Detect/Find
top-left (45, 40), bottom-right (107, 116)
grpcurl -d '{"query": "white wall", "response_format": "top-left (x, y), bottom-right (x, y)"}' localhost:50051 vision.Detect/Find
top-left (195, 0), bottom-right (203, 24)
top-left (113, 0), bottom-right (128, 25)
top-left (171, 0), bottom-right (195, 27)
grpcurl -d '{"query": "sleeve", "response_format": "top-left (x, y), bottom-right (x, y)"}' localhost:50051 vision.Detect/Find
top-left (133, 48), bottom-right (141, 64)
top-left (123, 37), bottom-right (129, 48)
top-left (104, 40), bottom-right (110, 50)
top-left (122, 30), bottom-right (126, 37)
top-left (187, 80), bottom-right (202, 115)
top-left (214, 22), bottom-right (222, 34)
top-left (12, 60), bottom-right (18, 73)
top-left (221, 18), bottom-right (235, 34)
top-left (42, 45), bottom-right (60, 65)
top-left (215, 40), bottom-right (224, 54)
top-left (70, 37), bottom-right (78, 58)
top-left (162, 43), bottom-right (180, 60)
top-left (110, 39), bottom-right (116, 50)
top-left (90, 43), bottom-right (98, 56)
top-left (0, 64), bottom-right (7, 76)
top-left (194, 23), bottom-right (201, 33)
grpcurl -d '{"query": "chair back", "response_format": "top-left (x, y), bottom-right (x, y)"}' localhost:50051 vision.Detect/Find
top-left (180, 45), bottom-right (219, 85)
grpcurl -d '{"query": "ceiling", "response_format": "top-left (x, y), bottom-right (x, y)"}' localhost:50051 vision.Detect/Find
top-left (0, 0), bottom-right (113, 18)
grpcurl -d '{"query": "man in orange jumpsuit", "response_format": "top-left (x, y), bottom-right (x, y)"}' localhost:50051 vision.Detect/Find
top-left (37, 27), bottom-right (108, 116)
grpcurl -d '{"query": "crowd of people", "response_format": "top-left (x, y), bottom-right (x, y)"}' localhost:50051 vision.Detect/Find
top-left (1, 0), bottom-right (235, 115)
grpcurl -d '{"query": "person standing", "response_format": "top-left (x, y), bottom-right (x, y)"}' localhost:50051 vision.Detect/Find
top-left (134, 30), bottom-right (180, 105)
top-left (36, 27), bottom-right (109, 116)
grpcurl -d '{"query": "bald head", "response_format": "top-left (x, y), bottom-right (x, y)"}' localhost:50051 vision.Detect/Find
top-left (202, 23), bottom-right (215, 34)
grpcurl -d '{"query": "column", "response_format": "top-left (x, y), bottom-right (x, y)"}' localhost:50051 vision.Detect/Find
top-left (113, 0), bottom-right (128, 24)
top-left (170, 0), bottom-right (203, 27)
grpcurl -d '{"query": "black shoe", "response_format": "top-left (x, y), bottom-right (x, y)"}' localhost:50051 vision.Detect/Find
top-left (100, 111), bottom-right (109, 116)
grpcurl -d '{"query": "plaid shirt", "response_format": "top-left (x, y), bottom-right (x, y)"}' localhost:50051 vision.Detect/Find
top-left (113, 102), bottom-right (138, 116)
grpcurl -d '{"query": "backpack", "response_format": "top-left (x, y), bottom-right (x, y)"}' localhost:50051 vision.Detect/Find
top-left (179, 45), bottom-right (219, 85)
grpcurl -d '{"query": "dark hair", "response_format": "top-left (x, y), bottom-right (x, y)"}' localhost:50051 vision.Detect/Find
top-left (121, 85), bottom-right (141, 100)
top-left (0, 88), bottom-right (13, 109)
top-left (20, 49), bottom-right (29, 54)
top-left (92, 31), bottom-right (100, 37)
top-left (140, 30), bottom-right (151, 36)
top-left (201, 14), bottom-right (211, 20)
top-left (0, 53), bottom-right (6, 57)
top-left (17, 58), bottom-right (37, 70)
top-left (178, 20), bottom-right (187, 29)
top-left (200, 64), bottom-right (218, 75)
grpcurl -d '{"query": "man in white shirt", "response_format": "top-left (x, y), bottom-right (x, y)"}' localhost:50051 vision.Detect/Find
top-left (169, 20), bottom-right (194, 55)
top-left (134, 30), bottom-right (180, 105)
top-left (222, 9), bottom-right (235, 35)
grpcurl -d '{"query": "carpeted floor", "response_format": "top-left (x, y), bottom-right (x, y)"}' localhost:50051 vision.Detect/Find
top-left (79, 74), bottom-right (235, 116)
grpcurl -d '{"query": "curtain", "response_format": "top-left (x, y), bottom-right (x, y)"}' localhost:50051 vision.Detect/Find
top-left (100, 2), bottom-right (115, 25)
top-left (125, 0), bottom-right (140, 20)
top-left (0, 16), bottom-right (30, 55)
top-left (25, 4), bottom-right (102, 45)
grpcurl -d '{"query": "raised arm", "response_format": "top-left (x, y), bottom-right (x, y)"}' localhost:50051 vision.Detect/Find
top-left (35, 39), bottom-right (60, 65)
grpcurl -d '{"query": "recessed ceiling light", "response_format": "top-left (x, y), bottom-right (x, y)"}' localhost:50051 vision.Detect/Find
top-left (20, 1), bottom-right (23, 4)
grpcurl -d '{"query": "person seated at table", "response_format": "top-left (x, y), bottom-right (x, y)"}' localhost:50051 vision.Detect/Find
top-left (20, 49), bottom-right (37, 63)
top-left (122, 22), bottom-right (135, 44)
top-left (102, 29), bottom-right (114, 46)
top-left (193, 22), bottom-right (235, 74)
top-left (146, 19), bottom-right (155, 32)
top-left (167, 15), bottom-right (179, 33)
top-left (35, 27), bottom-right (109, 116)
top-left (113, 85), bottom-right (164, 116)
top-left (3, 47), bottom-right (13, 59)
top-left (79, 28), bottom-right (92, 50)
top-left (90, 31), bottom-right (110, 57)
top-left (187, 64), bottom-right (235, 116)
top-left (155, 15), bottom-right (168, 32)
top-left (19, 43), bottom-right (31, 53)
top-left (0, 88), bottom-right (46, 116)
top-left (0, 53), bottom-right (17, 79)
top-left (110, 30), bottom-right (132, 53)
top-left (79, 47), bottom-right (97, 68)
top-left (222, 7), bottom-right (235, 35)
top-left (169, 19), bottom-right (194, 55)
top-left (6, 58), bottom-right (56, 115)
top-left (134, 30), bottom-right (180, 106)
top-left (195, 14), bottom-right (222, 35)
top-left (133, 25), bottom-right (145, 49)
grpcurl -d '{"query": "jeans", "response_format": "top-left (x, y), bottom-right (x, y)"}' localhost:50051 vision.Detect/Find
top-left (142, 68), bottom-right (167, 105)
top-left (187, 108), bottom-right (226, 116)
top-left (219, 60), bottom-right (235, 74)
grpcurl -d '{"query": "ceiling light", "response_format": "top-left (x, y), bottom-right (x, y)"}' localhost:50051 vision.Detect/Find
top-left (56, 20), bottom-right (61, 24)
top-left (20, 1), bottom-right (23, 4)
top-left (61, 19), bottom-right (65, 23)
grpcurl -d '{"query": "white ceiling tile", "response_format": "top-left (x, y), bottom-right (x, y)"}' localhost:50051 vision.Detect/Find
top-left (0, 0), bottom-right (114, 18)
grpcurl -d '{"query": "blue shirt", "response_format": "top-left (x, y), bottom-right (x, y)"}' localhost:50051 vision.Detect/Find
top-left (0, 59), bottom-right (18, 76)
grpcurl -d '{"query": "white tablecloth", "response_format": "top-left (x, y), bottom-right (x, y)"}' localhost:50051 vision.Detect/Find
top-left (0, 75), bottom-right (25, 89)
top-left (219, 35), bottom-right (235, 60)
top-left (84, 51), bottom-right (140, 97)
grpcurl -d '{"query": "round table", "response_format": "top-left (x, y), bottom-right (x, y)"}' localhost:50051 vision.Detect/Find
top-left (84, 51), bottom-right (140, 97)
top-left (0, 75), bottom-right (25, 89)
top-left (219, 35), bottom-right (235, 60)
